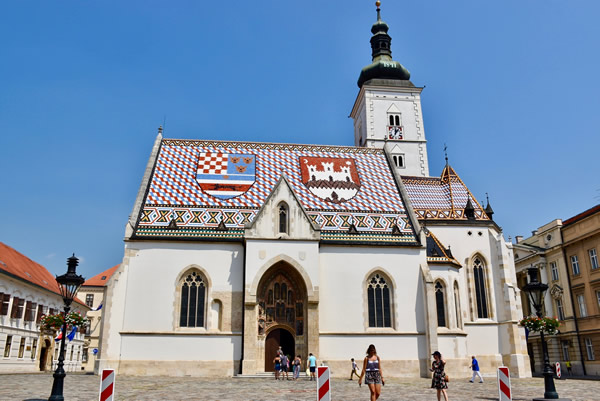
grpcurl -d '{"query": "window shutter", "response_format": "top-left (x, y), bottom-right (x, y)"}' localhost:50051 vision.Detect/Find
top-left (36, 304), bottom-right (44, 323)
top-left (11, 297), bottom-right (19, 318)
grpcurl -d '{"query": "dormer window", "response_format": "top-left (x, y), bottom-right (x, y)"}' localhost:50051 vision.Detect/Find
top-left (278, 203), bottom-right (288, 234)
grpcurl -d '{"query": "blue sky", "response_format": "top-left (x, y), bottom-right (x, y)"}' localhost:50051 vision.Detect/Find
top-left (1, 1), bottom-right (599, 278)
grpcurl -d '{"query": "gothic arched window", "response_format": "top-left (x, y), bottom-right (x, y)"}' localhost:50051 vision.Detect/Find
top-left (179, 270), bottom-right (207, 328)
top-left (367, 273), bottom-right (392, 328)
top-left (473, 257), bottom-right (489, 319)
top-left (435, 281), bottom-right (447, 327)
top-left (278, 203), bottom-right (288, 234)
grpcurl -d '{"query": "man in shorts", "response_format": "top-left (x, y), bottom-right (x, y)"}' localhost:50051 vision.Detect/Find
top-left (280, 353), bottom-right (290, 380)
top-left (308, 353), bottom-right (317, 381)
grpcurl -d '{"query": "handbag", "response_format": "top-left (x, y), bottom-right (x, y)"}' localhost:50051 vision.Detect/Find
top-left (444, 374), bottom-right (450, 382)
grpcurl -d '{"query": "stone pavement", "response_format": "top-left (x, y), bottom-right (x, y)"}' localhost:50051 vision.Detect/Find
top-left (0, 373), bottom-right (598, 401)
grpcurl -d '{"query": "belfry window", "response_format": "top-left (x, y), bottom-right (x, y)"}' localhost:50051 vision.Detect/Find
top-left (367, 273), bottom-right (392, 328)
top-left (473, 257), bottom-right (489, 319)
top-left (435, 282), bottom-right (447, 327)
top-left (392, 154), bottom-right (404, 169)
top-left (179, 271), bottom-right (207, 328)
top-left (279, 203), bottom-right (288, 234)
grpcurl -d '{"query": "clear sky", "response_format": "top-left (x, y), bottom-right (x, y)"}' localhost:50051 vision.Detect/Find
top-left (1, 1), bottom-right (599, 278)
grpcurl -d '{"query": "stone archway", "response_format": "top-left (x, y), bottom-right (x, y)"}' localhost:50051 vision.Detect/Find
top-left (256, 261), bottom-right (308, 372)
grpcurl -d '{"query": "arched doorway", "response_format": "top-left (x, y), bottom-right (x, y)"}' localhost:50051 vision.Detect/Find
top-left (257, 261), bottom-right (307, 372)
top-left (264, 328), bottom-right (295, 372)
top-left (39, 339), bottom-right (51, 371)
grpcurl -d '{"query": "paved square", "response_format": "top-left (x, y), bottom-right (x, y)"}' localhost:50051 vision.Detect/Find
top-left (1, 373), bottom-right (597, 400)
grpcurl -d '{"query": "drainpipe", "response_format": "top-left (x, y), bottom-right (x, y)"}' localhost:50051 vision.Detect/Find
top-left (239, 241), bottom-right (247, 375)
top-left (559, 230), bottom-right (587, 375)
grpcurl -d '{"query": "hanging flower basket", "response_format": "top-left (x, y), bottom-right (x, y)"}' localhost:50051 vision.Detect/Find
top-left (519, 316), bottom-right (560, 335)
top-left (40, 311), bottom-right (89, 331)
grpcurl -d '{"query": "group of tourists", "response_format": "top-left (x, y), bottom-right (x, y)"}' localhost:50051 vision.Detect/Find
top-left (272, 343), bottom-right (490, 401)
top-left (272, 346), bottom-right (317, 381)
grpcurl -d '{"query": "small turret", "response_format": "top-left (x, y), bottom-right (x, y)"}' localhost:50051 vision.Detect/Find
top-left (464, 198), bottom-right (476, 220)
top-left (484, 193), bottom-right (494, 220)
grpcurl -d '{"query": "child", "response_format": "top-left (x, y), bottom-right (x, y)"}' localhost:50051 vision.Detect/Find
top-left (349, 357), bottom-right (360, 380)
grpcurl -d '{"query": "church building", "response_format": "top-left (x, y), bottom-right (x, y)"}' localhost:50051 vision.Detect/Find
top-left (98, 4), bottom-right (531, 378)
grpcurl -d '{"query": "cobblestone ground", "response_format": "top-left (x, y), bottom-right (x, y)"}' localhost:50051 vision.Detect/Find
top-left (0, 373), bottom-right (598, 401)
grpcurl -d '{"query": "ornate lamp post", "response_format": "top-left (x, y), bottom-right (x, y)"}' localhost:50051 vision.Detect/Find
top-left (522, 266), bottom-right (561, 400)
top-left (49, 254), bottom-right (85, 401)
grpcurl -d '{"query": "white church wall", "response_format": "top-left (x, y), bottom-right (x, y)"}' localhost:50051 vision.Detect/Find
top-left (99, 240), bottom-right (244, 376)
top-left (319, 334), bottom-right (425, 361)
top-left (120, 241), bottom-right (243, 332)
top-left (120, 334), bottom-right (240, 361)
top-left (318, 245), bottom-right (425, 333)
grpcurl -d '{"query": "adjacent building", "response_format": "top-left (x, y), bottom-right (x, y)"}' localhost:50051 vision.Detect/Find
top-left (79, 264), bottom-right (119, 371)
top-left (514, 204), bottom-right (600, 376)
top-left (0, 242), bottom-right (89, 373)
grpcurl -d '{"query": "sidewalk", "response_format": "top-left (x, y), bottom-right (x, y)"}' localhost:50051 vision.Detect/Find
top-left (1, 373), bottom-right (598, 400)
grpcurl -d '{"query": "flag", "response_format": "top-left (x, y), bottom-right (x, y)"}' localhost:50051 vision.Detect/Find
top-left (93, 303), bottom-right (103, 311)
top-left (525, 327), bottom-right (529, 342)
top-left (67, 326), bottom-right (78, 342)
top-left (55, 331), bottom-right (63, 342)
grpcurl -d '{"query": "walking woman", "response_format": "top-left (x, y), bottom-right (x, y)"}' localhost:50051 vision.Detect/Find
top-left (430, 351), bottom-right (449, 401)
top-left (293, 354), bottom-right (302, 380)
top-left (358, 344), bottom-right (384, 401)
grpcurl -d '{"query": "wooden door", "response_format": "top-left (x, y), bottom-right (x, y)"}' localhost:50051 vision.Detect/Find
top-left (265, 329), bottom-right (280, 372)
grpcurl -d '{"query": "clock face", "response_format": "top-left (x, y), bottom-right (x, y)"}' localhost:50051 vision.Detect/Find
top-left (387, 126), bottom-right (403, 140)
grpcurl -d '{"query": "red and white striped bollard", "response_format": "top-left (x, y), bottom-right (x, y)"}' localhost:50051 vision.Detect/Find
top-left (497, 366), bottom-right (512, 401)
top-left (99, 369), bottom-right (115, 401)
top-left (317, 365), bottom-right (331, 401)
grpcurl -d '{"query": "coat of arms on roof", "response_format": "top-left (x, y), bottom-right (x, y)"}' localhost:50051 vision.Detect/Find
top-left (195, 152), bottom-right (256, 199)
top-left (299, 157), bottom-right (361, 204)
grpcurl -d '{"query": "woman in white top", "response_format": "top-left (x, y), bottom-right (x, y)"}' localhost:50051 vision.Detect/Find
top-left (358, 344), bottom-right (384, 401)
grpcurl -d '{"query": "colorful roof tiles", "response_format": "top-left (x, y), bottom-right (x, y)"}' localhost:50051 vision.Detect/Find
top-left (135, 139), bottom-right (417, 243)
top-left (401, 165), bottom-right (489, 221)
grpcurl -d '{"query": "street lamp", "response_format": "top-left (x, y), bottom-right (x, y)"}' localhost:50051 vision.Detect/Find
top-left (522, 266), bottom-right (560, 400)
top-left (49, 254), bottom-right (85, 401)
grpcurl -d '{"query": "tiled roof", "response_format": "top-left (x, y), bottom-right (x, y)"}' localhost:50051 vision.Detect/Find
top-left (424, 229), bottom-right (461, 267)
top-left (134, 139), bottom-right (417, 243)
top-left (82, 264), bottom-right (119, 287)
top-left (0, 242), bottom-right (87, 306)
top-left (562, 204), bottom-right (600, 226)
top-left (401, 165), bottom-right (488, 221)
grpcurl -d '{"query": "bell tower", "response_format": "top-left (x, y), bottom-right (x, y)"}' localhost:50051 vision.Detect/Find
top-left (350, 1), bottom-right (429, 177)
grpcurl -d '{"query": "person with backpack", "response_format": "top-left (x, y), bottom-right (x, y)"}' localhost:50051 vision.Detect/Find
top-left (293, 354), bottom-right (302, 380)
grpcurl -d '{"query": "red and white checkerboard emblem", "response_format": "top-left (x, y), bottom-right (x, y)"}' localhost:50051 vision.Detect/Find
top-left (99, 369), bottom-right (115, 401)
top-left (196, 152), bottom-right (256, 199)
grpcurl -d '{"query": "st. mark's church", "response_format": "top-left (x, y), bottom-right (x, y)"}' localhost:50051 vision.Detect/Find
top-left (98, 4), bottom-right (531, 378)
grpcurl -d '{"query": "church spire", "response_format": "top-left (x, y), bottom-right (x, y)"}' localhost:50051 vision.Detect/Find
top-left (357, 1), bottom-right (411, 87)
